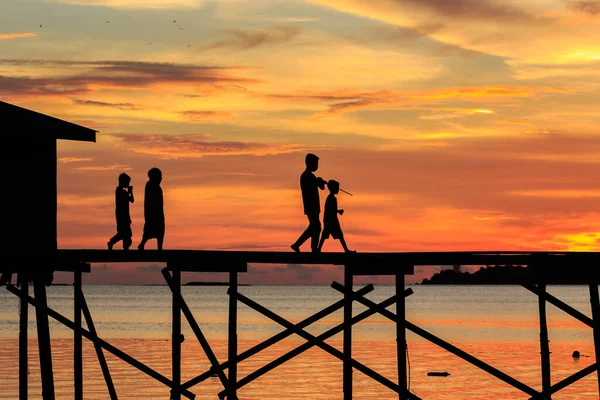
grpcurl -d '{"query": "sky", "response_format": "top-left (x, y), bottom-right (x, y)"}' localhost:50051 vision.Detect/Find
top-left (1, 0), bottom-right (599, 284)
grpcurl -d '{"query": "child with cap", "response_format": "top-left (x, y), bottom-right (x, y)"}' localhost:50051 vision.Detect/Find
top-left (317, 180), bottom-right (355, 253)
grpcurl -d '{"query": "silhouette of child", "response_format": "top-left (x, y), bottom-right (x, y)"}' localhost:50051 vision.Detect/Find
top-left (138, 167), bottom-right (165, 250)
top-left (108, 173), bottom-right (134, 250)
top-left (318, 180), bottom-right (355, 253)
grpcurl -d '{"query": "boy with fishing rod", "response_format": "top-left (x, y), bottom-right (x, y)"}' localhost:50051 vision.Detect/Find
top-left (317, 179), bottom-right (355, 253)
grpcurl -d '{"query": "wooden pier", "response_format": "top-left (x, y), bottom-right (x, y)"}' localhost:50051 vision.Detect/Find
top-left (3, 249), bottom-right (600, 399)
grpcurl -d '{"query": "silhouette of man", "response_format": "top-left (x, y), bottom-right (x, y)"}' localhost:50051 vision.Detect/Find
top-left (291, 153), bottom-right (327, 252)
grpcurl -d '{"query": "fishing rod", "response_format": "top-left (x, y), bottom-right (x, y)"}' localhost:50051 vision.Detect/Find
top-left (323, 179), bottom-right (353, 196)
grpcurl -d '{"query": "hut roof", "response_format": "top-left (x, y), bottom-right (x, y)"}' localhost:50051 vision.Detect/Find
top-left (0, 101), bottom-right (97, 142)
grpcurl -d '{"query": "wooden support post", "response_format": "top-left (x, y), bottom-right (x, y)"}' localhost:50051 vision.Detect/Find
top-left (74, 271), bottom-right (83, 400)
top-left (343, 265), bottom-right (353, 400)
top-left (162, 268), bottom-right (232, 395)
top-left (34, 279), bottom-right (55, 400)
top-left (228, 270), bottom-right (238, 400)
top-left (172, 268), bottom-right (181, 400)
top-left (538, 282), bottom-right (551, 399)
top-left (589, 282), bottom-right (600, 395)
top-left (19, 273), bottom-right (28, 400)
top-left (396, 272), bottom-right (407, 399)
top-left (7, 284), bottom-right (196, 399)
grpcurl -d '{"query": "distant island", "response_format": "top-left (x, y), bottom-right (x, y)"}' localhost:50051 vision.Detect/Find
top-left (421, 265), bottom-right (594, 285)
top-left (186, 282), bottom-right (251, 286)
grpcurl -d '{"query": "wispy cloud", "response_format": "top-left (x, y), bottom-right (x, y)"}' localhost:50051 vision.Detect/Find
top-left (363, 23), bottom-right (488, 58)
top-left (75, 164), bottom-right (133, 171)
top-left (0, 59), bottom-right (261, 97)
top-left (73, 98), bottom-right (142, 110)
top-left (0, 33), bottom-right (37, 40)
top-left (571, 0), bottom-right (600, 15)
top-left (59, 157), bottom-right (93, 163)
top-left (54, 0), bottom-right (204, 9)
top-left (198, 26), bottom-right (302, 51)
top-left (309, 0), bottom-right (541, 26)
top-left (307, 0), bottom-right (597, 69)
top-left (108, 132), bottom-right (312, 159)
top-left (267, 86), bottom-right (568, 115)
top-left (418, 108), bottom-right (494, 120)
top-left (395, 0), bottom-right (535, 21)
top-left (508, 190), bottom-right (600, 199)
top-left (179, 110), bottom-right (233, 120)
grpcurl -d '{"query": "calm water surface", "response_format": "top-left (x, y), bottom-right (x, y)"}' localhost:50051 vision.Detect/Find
top-left (0, 285), bottom-right (597, 399)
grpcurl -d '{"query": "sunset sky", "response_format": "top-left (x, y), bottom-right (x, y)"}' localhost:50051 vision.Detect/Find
top-left (2, 0), bottom-right (599, 284)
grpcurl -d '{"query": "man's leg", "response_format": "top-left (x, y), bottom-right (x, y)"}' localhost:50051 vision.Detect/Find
top-left (292, 215), bottom-right (314, 251)
top-left (123, 236), bottom-right (132, 250)
top-left (317, 232), bottom-right (327, 252)
top-left (108, 232), bottom-right (123, 250)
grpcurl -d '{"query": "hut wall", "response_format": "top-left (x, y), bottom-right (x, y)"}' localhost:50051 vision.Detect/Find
top-left (4, 133), bottom-right (57, 261)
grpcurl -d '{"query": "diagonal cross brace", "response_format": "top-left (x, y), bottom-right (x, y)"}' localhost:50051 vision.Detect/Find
top-left (528, 362), bottom-right (597, 399)
top-left (78, 289), bottom-right (118, 400)
top-left (181, 283), bottom-right (375, 391)
top-left (161, 268), bottom-right (233, 397)
top-left (6, 285), bottom-right (197, 400)
top-left (217, 286), bottom-right (417, 399)
top-left (523, 283), bottom-right (593, 327)
top-left (232, 289), bottom-right (417, 397)
top-left (331, 282), bottom-right (539, 397)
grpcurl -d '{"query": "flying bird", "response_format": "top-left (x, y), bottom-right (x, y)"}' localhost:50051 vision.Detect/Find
top-left (106, 20), bottom-right (110, 23)
top-left (39, 24), bottom-right (42, 28)
top-left (173, 20), bottom-right (176, 23)
top-left (187, 44), bottom-right (191, 48)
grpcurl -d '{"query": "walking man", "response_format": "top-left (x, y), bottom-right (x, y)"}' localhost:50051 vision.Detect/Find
top-left (291, 153), bottom-right (327, 252)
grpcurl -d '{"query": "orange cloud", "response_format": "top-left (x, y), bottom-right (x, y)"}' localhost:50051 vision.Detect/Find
top-left (179, 110), bottom-right (233, 121)
top-left (0, 33), bottom-right (37, 40)
top-left (0, 59), bottom-right (261, 98)
top-left (570, 0), bottom-right (600, 16)
top-left (553, 232), bottom-right (600, 251)
top-left (268, 86), bottom-right (569, 116)
top-left (54, 0), bottom-right (202, 9)
top-left (72, 98), bottom-right (142, 111)
top-left (75, 164), bottom-right (133, 171)
top-left (107, 132), bottom-right (322, 159)
top-left (508, 190), bottom-right (600, 199)
top-left (59, 157), bottom-right (93, 163)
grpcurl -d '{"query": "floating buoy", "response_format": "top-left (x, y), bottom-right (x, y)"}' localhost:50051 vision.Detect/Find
top-left (428, 372), bottom-right (450, 377)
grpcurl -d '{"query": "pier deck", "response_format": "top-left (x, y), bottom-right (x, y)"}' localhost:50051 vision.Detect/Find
top-left (3, 250), bottom-right (600, 399)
